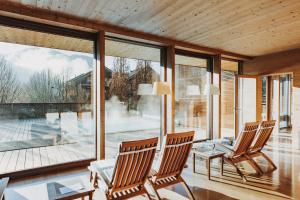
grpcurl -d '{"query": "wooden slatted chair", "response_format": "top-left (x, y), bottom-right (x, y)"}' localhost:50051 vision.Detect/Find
top-left (216, 122), bottom-right (261, 180)
top-left (148, 131), bottom-right (195, 200)
top-left (89, 137), bottom-right (158, 200)
top-left (247, 120), bottom-right (277, 172)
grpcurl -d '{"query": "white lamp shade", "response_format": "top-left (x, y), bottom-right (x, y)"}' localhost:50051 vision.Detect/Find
top-left (152, 82), bottom-right (171, 95)
top-left (137, 84), bottom-right (153, 95)
top-left (204, 84), bottom-right (220, 95)
top-left (186, 85), bottom-right (200, 96)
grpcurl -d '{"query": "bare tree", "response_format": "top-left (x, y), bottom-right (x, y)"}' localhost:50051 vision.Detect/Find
top-left (0, 57), bottom-right (20, 103)
top-left (26, 67), bottom-right (90, 103)
top-left (109, 57), bottom-right (130, 102)
top-left (25, 69), bottom-right (63, 103)
top-left (135, 60), bottom-right (154, 85)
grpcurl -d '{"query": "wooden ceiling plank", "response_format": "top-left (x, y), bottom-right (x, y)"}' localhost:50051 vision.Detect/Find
top-left (117, 0), bottom-right (171, 29)
top-left (212, 20), bottom-right (300, 56)
top-left (151, 0), bottom-right (240, 38)
top-left (183, 0), bottom-right (283, 42)
top-left (0, 1), bottom-right (251, 59)
top-left (188, 0), bottom-right (300, 42)
top-left (133, 0), bottom-right (186, 32)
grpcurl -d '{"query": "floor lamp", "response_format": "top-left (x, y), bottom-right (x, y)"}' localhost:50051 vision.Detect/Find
top-left (152, 82), bottom-right (171, 147)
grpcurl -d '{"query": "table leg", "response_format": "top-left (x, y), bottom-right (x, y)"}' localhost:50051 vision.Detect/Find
top-left (93, 173), bottom-right (98, 187)
top-left (207, 159), bottom-right (211, 180)
top-left (90, 171), bottom-right (93, 182)
top-left (221, 156), bottom-right (224, 176)
top-left (193, 153), bottom-right (195, 173)
top-left (89, 192), bottom-right (94, 200)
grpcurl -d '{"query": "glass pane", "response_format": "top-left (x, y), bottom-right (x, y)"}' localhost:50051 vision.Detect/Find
top-left (272, 77), bottom-right (279, 122)
top-left (261, 77), bottom-right (267, 120)
top-left (221, 70), bottom-right (236, 138)
top-left (238, 77), bottom-right (256, 131)
top-left (0, 25), bottom-right (95, 174)
top-left (279, 75), bottom-right (291, 130)
top-left (105, 40), bottom-right (162, 158)
top-left (175, 55), bottom-right (208, 140)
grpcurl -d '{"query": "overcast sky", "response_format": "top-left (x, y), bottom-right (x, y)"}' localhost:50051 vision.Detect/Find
top-left (0, 41), bottom-right (161, 84)
top-left (0, 42), bottom-right (93, 83)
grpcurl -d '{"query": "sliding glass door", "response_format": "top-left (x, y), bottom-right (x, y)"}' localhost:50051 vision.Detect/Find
top-left (220, 60), bottom-right (238, 138)
top-left (270, 74), bottom-right (292, 133)
top-left (279, 75), bottom-right (291, 130)
top-left (0, 24), bottom-right (96, 174)
top-left (104, 38), bottom-right (163, 158)
top-left (174, 53), bottom-right (210, 140)
top-left (238, 76), bottom-right (257, 132)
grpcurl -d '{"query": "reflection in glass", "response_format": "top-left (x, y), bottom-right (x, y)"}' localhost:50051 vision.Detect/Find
top-left (261, 76), bottom-right (267, 120)
top-left (220, 60), bottom-right (238, 138)
top-left (105, 40), bottom-right (162, 158)
top-left (279, 75), bottom-right (291, 130)
top-left (174, 55), bottom-right (208, 140)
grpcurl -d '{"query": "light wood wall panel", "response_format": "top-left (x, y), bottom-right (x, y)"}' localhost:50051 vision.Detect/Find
top-left (244, 48), bottom-right (300, 149)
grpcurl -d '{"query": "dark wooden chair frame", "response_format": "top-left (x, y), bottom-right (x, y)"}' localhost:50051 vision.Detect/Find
top-left (216, 122), bottom-right (261, 181)
top-left (247, 120), bottom-right (277, 173)
top-left (89, 137), bottom-right (158, 200)
top-left (148, 131), bottom-right (195, 200)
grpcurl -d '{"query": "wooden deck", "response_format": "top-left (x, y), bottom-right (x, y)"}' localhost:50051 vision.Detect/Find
top-left (0, 117), bottom-right (160, 174)
top-left (0, 118), bottom-right (94, 174)
top-left (0, 144), bottom-right (93, 174)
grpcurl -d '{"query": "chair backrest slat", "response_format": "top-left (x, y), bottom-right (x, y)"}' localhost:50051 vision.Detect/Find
top-left (156, 131), bottom-right (194, 179)
top-left (110, 137), bottom-right (158, 193)
top-left (250, 120), bottom-right (276, 153)
top-left (233, 122), bottom-right (260, 156)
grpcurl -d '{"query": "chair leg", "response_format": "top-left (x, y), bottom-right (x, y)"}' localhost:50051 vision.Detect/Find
top-left (246, 157), bottom-right (264, 175)
top-left (148, 181), bottom-right (162, 200)
top-left (224, 158), bottom-right (247, 181)
top-left (145, 190), bottom-right (152, 200)
top-left (181, 178), bottom-right (195, 200)
top-left (261, 152), bottom-right (277, 170)
top-left (232, 163), bottom-right (247, 181)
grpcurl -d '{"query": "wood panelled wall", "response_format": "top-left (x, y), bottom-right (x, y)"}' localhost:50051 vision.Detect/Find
top-left (243, 48), bottom-right (300, 149)
top-left (243, 48), bottom-right (300, 87)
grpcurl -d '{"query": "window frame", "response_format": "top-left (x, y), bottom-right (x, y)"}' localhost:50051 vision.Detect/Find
top-left (174, 49), bottom-right (213, 140)
top-left (0, 16), bottom-right (98, 179)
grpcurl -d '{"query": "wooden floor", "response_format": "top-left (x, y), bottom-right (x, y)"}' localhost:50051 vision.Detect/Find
top-left (3, 134), bottom-right (299, 200)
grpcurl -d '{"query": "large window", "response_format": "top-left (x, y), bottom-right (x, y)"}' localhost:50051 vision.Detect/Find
top-left (104, 39), bottom-right (162, 158)
top-left (0, 24), bottom-right (96, 174)
top-left (238, 77), bottom-right (257, 131)
top-left (220, 60), bottom-right (238, 138)
top-left (175, 54), bottom-right (209, 140)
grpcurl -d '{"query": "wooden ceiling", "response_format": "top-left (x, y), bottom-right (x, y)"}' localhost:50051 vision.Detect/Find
top-left (2, 0), bottom-right (300, 57)
top-left (0, 25), bottom-right (94, 53)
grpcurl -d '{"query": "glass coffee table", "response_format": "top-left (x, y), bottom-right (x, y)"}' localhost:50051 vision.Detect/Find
top-left (192, 144), bottom-right (225, 180)
top-left (47, 177), bottom-right (95, 200)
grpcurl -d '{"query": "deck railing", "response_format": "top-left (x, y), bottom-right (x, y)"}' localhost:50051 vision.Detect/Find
top-left (0, 103), bottom-right (92, 119)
